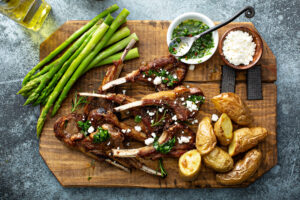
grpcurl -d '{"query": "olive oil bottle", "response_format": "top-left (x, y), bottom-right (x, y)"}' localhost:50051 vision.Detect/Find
top-left (0, 0), bottom-right (51, 31)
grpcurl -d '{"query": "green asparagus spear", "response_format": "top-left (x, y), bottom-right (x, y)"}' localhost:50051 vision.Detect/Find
top-left (17, 74), bottom-right (46, 95)
top-left (22, 4), bottom-right (119, 86)
top-left (104, 26), bottom-right (130, 47)
top-left (50, 9), bottom-right (130, 117)
top-left (23, 24), bottom-right (100, 105)
top-left (85, 33), bottom-right (139, 73)
top-left (35, 17), bottom-right (114, 106)
top-left (96, 47), bottom-right (139, 66)
top-left (36, 19), bottom-right (111, 137)
top-left (34, 26), bottom-right (98, 106)
top-left (30, 62), bottom-right (53, 80)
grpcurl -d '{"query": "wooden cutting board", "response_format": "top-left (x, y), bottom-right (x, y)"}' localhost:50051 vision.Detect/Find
top-left (39, 20), bottom-right (277, 188)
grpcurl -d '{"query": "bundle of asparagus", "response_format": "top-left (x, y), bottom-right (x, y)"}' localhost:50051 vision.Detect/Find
top-left (17, 4), bottom-right (140, 137)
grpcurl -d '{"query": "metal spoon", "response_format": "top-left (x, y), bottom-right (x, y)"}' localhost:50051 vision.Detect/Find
top-left (168, 6), bottom-right (255, 57)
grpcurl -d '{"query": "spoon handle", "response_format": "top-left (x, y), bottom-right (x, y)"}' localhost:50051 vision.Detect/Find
top-left (196, 6), bottom-right (255, 39)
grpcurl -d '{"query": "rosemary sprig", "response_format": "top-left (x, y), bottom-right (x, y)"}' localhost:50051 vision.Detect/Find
top-left (71, 91), bottom-right (88, 112)
top-left (151, 110), bottom-right (167, 127)
top-left (158, 158), bottom-right (167, 178)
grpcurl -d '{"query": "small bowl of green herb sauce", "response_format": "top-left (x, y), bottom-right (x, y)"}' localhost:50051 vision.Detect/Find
top-left (167, 12), bottom-right (218, 65)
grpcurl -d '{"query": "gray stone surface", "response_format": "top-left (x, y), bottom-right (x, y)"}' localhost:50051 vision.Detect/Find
top-left (0, 0), bottom-right (299, 199)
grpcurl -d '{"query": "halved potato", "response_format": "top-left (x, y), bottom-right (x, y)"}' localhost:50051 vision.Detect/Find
top-left (203, 147), bottom-right (234, 172)
top-left (196, 117), bottom-right (217, 155)
top-left (216, 149), bottom-right (262, 185)
top-left (228, 127), bottom-right (268, 156)
top-left (178, 150), bottom-right (201, 181)
top-left (214, 113), bottom-right (233, 146)
top-left (211, 93), bottom-right (253, 125)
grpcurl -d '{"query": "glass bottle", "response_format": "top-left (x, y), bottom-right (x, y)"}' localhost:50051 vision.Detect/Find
top-left (0, 0), bottom-right (51, 31)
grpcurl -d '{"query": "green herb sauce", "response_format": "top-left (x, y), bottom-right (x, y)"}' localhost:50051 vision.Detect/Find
top-left (171, 19), bottom-right (214, 59)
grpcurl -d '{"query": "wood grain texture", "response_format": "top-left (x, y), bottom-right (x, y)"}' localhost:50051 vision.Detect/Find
top-left (39, 20), bottom-right (277, 188)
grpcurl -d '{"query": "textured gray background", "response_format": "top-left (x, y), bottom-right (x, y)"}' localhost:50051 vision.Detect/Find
top-left (0, 0), bottom-right (299, 199)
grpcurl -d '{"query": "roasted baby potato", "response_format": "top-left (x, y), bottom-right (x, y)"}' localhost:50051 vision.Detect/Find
top-left (216, 149), bottom-right (262, 185)
top-left (196, 117), bottom-right (217, 155)
top-left (178, 150), bottom-right (201, 181)
top-left (203, 147), bottom-right (234, 172)
top-left (228, 127), bottom-right (268, 156)
top-left (214, 113), bottom-right (233, 146)
top-left (211, 93), bottom-right (253, 125)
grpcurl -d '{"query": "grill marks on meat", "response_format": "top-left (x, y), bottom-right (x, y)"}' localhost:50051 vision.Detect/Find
top-left (88, 108), bottom-right (147, 142)
top-left (101, 55), bottom-right (187, 92)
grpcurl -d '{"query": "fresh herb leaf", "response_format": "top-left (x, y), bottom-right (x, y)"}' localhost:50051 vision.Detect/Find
top-left (87, 176), bottom-right (92, 181)
top-left (158, 158), bottom-right (167, 178)
top-left (93, 127), bottom-right (110, 143)
top-left (72, 91), bottom-right (88, 112)
top-left (134, 115), bottom-right (142, 123)
top-left (187, 95), bottom-right (205, 105)
top-left (153, 136), bottom-right (176, 154)
top-left (151, 110), bottom-right (167, 127)
top-left (77, 120), bottom-right (91, 136)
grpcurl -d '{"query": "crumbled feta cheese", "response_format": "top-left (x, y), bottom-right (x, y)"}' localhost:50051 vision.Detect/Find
top-left (186, 100), bottom-right (198, 112)
top-left (180, 97), bottom-right (185, 101)
top-left (186, 85), bottom-right (190, 88)
top-left (153, 76), bottom-right (162, 85)
top-left (211, 114), bottom-right (219, 122)
top-left (177, 136), bottom-right (190, 144)
top-left (145, 137), bottom-right (154, 145)
top-left (126, 142), bottom-right (130, 146)
top-left (222, 30), bottom-right (256, 65)
top-left (174, 121), bottom-right (178, 124)
top-left (166, 71), bottom-right (169, 74)
top-left (173, 74), bottom-right (178, 79)
top-left (189, 64), bottom-right (195, 70)
top-left (148, 112), bottom-right (155, 116)
top-left (172, 115), bottom-right (177, 121)
top-left (148, 77), bottom-right (152, 82)
top-left (151, 132), bottom-right (156, 138)
top-left (121, 129), bottom-right (126, 133)
top-left (194, 119), bottom-right (198, 124)
top-left (107, 141), bottom-right (111, 146)
top-left (126, 129), bottom-right (131, 133)
top-left (142, 74), bottom-right (145, 78)
top-left (117, 146), bottom-right (120, 150)
top-left (151, 119), bottom-right (154, 123)
top-left (88, 126), bottom-right (95, 134)
top-left (122, 90), bottom-right (126, 95)
top-left (134, 126), bottom-right (142, 132)
top-left (158, 107), bottom-right (164, 112)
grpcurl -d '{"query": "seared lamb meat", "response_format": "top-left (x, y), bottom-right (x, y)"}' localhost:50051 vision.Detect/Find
top-left (112, 124), bottom-right (196, 160)
top-left (101, 55), bottom-right (187, 92)
top-left (114, 86), bottom-right (205, 121)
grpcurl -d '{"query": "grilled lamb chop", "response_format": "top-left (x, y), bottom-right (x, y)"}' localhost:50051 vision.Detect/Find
top-left (112, 124), bottom-right (196, 159)
top-left (53, 112), bottom-right (161, 176)
top-left (101, 55), bottom-right (187, 92)
top-left (114, 86), bottom-right (205, 121)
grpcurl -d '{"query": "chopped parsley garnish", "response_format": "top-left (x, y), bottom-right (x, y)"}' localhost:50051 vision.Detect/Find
top-left (158, 158), bottom-right (167, 178)
top-left (71, 91), bottom-right (88, 112)
top-left (87, 176), bottom-right (92, 181)
top-left (134, 115), bottom-right (142, 123)
top-left (77, 120), bottom-right (91, 136)
top-left (187, 95), bottom-right (205, 105)
top-left (143, 69), bottom-right (178, 87)
top-left (93, 127), bottom-right (110, 143)
top-left (151, 110), bottom-right (167, 127)
top-left (153, 136), bottom-right (176, 154)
